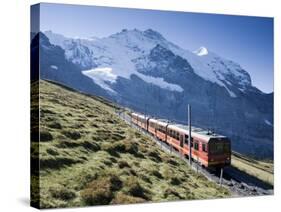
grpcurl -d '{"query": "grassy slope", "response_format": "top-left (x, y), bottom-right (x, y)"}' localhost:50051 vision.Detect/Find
top-left (231, 152), bottom-right (274, 186)
top-left (32, 80), bottom-right (229, 208)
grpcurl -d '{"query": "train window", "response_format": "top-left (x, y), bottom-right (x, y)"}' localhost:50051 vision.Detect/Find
top-left (172, 130), bottom-right (175, 138)
top-left (194, 142), bottom-right (199, 150)
top-left (209, 143), bottom-right (224, 154)
top-left (224, 143), bottom-right (230, 153)
top-left (217, 143), bottom-right (223, 152)
top-left (202, 143), bottom-right (207, 152)
top-left (185, 135), bottom-right (188, 144)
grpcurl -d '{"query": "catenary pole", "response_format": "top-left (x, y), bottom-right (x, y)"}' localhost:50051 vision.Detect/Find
top-left (188, 104), bottom-right (192, 165)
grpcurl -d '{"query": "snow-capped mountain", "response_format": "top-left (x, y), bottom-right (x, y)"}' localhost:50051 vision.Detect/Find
top-left (39, 29), bottom-right (273, 158)
top-left (45, 29), bottom-right (252, 97)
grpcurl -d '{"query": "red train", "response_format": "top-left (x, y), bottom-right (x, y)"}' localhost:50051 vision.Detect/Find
top-left (131, 112), bottom-right (231, 168)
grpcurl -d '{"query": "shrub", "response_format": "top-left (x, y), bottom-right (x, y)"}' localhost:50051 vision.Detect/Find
top-left (91, 123), bottom-right (99, 128)
top-left (126, 142), bottom-right (138, 155)
top-left (111, 133), bottom-right (126, 141)
top-left (56, 140), bottom-right (80, 148)
top-left (118, 160), bottom-right (130, 169)
top-left (96, 129), bottom-right (112, 140)
top-left (148, 151), bottom-right (162, 162)
top-left (49, 186), bottom-right (76, 201)
top-left (107, 119), bottom-right (116, 124)
top-left (40, 157), bottom-right (80, 170)
top-left (46, 148), bottom-right (59, 156)
top-left (62, 130), bottom-right (81, 140)
top-left (102, 142), bottom-right (126, 156)
top-left (109, 175), bottom-right (123, 191)
top-left (125, 177), bottom-right (147, 199)
top-left (111, 193), bottom-right (146, 204)
top-left (140, 175), bottom-right (152, 184)
top-left (170, 177), bottom-right (181, 185)
top-left (109, 157), bottom-right (117, 163)
top-left (48, 121), bottom-right (62, 129)
top-left (81, 186), bottom-right (113, 205)
top-left (80, 175), bottom-right (122, 205)
top-left (151, 170), bottom-right (163, 179)
top-left (41, 108), bottom-right (56, 115)
top-left (167, 158), bottom-right (178, 166)
top-left (163, 188), bottom-right (183, 199)
top-left (82, 141), bottom-right (100, 152)
top-left (72, 123), bottom-right (85, 129)
top-left (40, 128), bottom-right (53, 142)
top-left (103, 160), bottom-right (113, 166)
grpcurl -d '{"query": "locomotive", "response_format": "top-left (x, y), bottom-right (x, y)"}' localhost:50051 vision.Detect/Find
top-left (131, 112), bottom-right (231, 168)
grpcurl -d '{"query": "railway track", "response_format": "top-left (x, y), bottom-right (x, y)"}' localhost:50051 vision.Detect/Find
top-left (117, 111), bottom-right (273, 197)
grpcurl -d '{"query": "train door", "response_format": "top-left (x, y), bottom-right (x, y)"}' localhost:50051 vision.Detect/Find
top-left (180, 134), bottom-right (184, 147)
top-left (165, 124), bottom-right (169, 142)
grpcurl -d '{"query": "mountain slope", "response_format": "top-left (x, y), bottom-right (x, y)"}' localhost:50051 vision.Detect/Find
top-left (31, 80), bottom-right (229, 208)
top-left (41, 30), bottom-right (273, 159)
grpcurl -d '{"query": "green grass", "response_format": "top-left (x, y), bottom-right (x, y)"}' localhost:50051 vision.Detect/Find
top-left (31, 80), bottom-right (230, 208)
top-left (231, 152), bottom-right (274, 186)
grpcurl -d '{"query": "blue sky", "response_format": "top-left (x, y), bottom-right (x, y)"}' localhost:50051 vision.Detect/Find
top-left (39, 3), bottom-right (274, 93)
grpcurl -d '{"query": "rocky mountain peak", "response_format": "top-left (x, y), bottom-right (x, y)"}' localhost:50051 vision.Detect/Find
top-left (193, 46), bottom-right (209, 56)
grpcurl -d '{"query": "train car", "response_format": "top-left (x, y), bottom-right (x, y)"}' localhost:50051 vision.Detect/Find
top-left (130, 112), bottom-right (231, 168)
top-left (155, 120), bottom-right (169, 143)
top-left (131, 113), bottom-right (149, 131)
top-left (147, 118), bottom-right (158, 135)
top-left (166, 124), bottom-right (231, 168)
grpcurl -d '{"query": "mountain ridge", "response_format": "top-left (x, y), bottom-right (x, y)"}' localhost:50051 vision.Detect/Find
top-left (44, 28), bottom-right (255, 96)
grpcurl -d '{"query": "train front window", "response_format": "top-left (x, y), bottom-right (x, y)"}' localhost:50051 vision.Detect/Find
top-left (224, 143), bottom-right (230, 153)
top-left (209, 143), bottom-right (224, 154)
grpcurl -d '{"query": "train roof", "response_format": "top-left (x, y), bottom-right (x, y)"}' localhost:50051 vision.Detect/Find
top-left (148, 116), bottom-right (226, 141)
top-left (132, 113), bottom-right (148, 120)
top-left (168, 123), bottom-right (227, 141)
top-left (131, 112), bottom-right (227, 141)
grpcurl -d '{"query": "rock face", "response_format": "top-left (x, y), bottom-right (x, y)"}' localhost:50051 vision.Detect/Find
top-left (35, 29), bottom-right (273, 159)
top-left (31, 32), bottom-right (110, 99)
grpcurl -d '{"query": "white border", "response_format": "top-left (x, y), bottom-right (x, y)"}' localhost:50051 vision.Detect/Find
top-left (0, 0), bottom-right (279, 211)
